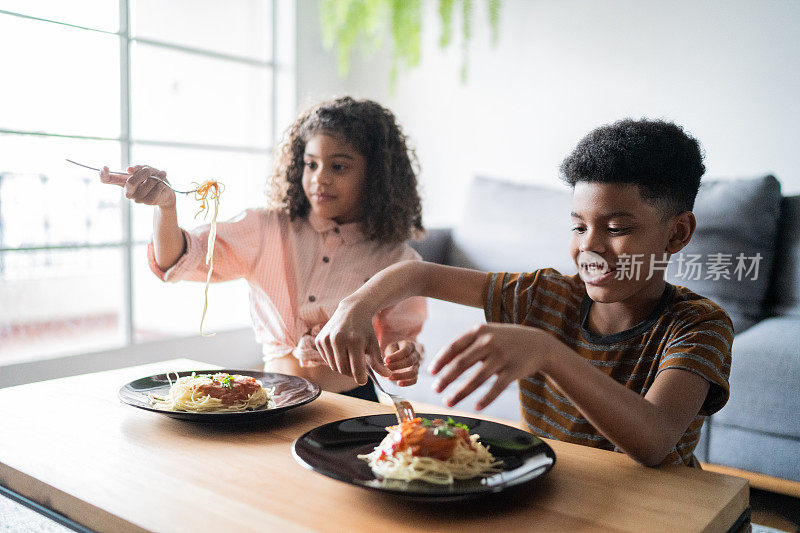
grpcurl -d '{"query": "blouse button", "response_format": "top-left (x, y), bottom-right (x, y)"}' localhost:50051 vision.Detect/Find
top-left (308, 295), bottom-right (316, 302)
top-left (322, 256), bottom-right (330, 263)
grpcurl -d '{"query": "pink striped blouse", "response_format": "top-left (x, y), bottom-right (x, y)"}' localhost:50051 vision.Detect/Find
top-left (148, 209), bottom-right (427, 366)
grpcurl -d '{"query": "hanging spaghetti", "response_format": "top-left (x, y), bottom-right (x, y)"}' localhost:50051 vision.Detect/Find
top-left (193, 180), bottom-right (224, 337)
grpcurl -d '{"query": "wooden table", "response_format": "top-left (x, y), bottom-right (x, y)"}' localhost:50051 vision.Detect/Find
top-left (0, 359), bottom-right (749, 532)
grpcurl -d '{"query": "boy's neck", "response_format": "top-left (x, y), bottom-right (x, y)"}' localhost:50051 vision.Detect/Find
top-left (585, 280), bottom-right (667, 336)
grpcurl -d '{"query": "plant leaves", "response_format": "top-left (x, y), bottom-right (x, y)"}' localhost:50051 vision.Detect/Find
top-left (439, 0), bottom-right (456, 48)
top-left (320, 0), bottom-right (501, 86)
top-left (487, 0), bottom-right (501, 46)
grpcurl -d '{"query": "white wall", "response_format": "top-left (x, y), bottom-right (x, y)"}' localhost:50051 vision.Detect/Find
top-left (297, 0), bottom-right (800, 226)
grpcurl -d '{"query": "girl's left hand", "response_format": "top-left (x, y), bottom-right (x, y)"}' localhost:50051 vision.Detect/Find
top-left (384, 341), bottom-right (421, 387)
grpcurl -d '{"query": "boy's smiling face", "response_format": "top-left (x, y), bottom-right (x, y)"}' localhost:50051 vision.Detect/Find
top-left (570, 182), bottom-right (688, 312)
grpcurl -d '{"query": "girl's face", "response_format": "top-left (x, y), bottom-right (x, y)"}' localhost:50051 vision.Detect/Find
top-left (302, 134), bottom-right (367, 224)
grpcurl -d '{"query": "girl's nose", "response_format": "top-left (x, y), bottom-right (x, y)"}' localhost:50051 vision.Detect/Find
top-left (313, 166), bottom-right (333, 184)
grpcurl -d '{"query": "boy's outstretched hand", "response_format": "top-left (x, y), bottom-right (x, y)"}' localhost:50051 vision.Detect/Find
top-left (430, 323), bottom-right (564, 411)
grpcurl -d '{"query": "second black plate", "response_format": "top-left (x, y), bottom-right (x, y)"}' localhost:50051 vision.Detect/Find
top-left (292, 413), bottom-right (555, 500)
top-left (119, 369), bottom-right (321, 422)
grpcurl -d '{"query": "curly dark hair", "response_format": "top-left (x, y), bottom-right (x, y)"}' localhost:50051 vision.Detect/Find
top-left (560, 118), bottom-right (706, 217)
top-left (267, 96), bottom-right (423, 243)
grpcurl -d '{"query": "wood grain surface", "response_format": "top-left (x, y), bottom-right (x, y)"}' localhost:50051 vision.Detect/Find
top-left (0, 359), bottom-right (748, 532)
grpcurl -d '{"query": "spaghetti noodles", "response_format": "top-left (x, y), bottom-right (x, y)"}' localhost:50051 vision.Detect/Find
top-left (358, 417), bottom-right (502, 484)
top-left (192, 180), bottom-right (224, 337)
top-left (150, 372), bottom-right (274, 413)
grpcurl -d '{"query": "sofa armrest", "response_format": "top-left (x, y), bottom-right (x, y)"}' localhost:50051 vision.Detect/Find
top-left (409, 228), bottom-right (453, 265)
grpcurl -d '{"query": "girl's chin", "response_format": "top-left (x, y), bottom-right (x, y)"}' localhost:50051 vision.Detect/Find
top-left (311, 206), bottom-right (338, 219)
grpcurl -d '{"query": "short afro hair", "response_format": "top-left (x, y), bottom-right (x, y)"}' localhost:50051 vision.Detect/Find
top-left (560, 119), bottom-right (705, 217)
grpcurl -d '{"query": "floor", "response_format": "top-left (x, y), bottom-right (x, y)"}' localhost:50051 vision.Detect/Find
top-left (2, 486), bottom-right (798, 532)
top-left (751, 488), bottom-right (800, 533)
top-left (0, 494), bottom-right (70, 532)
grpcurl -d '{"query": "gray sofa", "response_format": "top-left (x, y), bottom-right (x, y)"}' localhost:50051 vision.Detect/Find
top-left (394, 175), bottom-right (800, 483)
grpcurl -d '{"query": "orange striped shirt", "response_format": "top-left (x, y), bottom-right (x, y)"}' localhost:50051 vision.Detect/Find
top-left (149, 209), bottom-right (427, 366)
top-left (484, 268), bottom-right (733, 466)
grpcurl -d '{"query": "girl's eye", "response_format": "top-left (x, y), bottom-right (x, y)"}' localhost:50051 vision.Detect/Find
top-left (304, 161), bottom-right (317, 170)
top-left (332, 164), bottom-right (344, 171)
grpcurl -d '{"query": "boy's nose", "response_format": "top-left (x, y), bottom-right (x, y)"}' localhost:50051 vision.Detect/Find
top-left (579, 230), bottom-right (606, 253)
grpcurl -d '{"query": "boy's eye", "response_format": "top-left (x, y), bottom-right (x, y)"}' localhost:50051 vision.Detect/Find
top-left (608, 227), bottom-right (631, 234)
top-left (571, 226), bottom-right (586, 234)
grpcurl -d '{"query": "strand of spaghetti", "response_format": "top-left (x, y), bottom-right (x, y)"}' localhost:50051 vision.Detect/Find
top-left (192, 180), bottom-right (224, 337)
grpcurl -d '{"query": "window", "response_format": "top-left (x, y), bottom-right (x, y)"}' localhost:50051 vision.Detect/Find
top-left (0, 1), bottom-right (295, 364)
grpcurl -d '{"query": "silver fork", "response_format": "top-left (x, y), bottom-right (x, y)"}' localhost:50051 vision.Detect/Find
top-left (65, 159), bottom-right (199, 195)
top-left (366, 366), bottom-right (416, 423)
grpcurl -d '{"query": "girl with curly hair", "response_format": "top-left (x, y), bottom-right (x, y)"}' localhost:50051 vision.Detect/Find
top-left (100, 96), bottom-right (427, 400)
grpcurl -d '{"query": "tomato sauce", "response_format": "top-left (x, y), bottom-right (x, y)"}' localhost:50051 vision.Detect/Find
top-left (381, 418), bottom-right (473, 461)
top-left (196, 374), bottom-right (260, 405)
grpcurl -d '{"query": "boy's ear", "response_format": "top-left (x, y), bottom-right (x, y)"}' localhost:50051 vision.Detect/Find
top-left (666, 212), bottom-right (696, 254)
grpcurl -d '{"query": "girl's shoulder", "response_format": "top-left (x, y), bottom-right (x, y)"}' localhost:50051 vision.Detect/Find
top-left (222, 207), bottom-right (291, 234)
top-left (370, 239), bottom-right (422, 264)
top-left (238, 206), bottom-right (289, 222)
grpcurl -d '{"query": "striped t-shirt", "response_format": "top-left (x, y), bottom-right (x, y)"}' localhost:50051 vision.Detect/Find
top-left (483, 268), bottom-right (733, 466)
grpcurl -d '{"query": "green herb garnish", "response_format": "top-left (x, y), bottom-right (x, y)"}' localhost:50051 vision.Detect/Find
top-left (433, 426), bottom-right (456, 438)
top-left (219, 374), bottom-right (234, 389)
top-left (420, 417), bottom-right (470, 439)
top-left (447, 417), bottom-right (469, 431)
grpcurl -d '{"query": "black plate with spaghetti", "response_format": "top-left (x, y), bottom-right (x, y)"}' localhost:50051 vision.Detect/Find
top-left (118, 369), bottom-right (321, 422)
top-left (292, 413), bottom-right (555, 500)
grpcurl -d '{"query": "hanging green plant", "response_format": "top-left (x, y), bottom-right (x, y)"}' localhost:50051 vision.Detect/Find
top-left (320, 0), bottom-right (502, 86)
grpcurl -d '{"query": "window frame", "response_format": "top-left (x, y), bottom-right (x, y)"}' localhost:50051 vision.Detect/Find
top-left (0, 0), bottom-right (295, 382)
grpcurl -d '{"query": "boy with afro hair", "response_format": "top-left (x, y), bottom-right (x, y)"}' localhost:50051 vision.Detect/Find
top-left (315, 119), bottom-right (732, 467)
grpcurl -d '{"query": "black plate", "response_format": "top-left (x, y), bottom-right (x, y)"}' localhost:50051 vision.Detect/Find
top-left (292, 413), bottom-right (555, 500)
top-left (118, 369), bottom-right (321, 422)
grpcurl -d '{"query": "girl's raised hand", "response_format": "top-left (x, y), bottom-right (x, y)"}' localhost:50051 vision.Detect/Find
top-left (315, 301), bottom-right (390, 386)
top-left (384, 340), bottom-right (421, 387)
top-left (100, 165), bottom-right (176, 208)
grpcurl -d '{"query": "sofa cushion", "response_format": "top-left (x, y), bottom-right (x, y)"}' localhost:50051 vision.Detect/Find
top-left (765, 195), bottom-right (800, 317)
top-left (665, 175), bottom-right (782, 332)
top-left (714, 316), bottom-right (800, 439)
top-left (708, 424), bottom-right (800, 482)
top-left (409, 228), bottom-right (452, 265)
top-left (449, 177), bottom-right (576, 274)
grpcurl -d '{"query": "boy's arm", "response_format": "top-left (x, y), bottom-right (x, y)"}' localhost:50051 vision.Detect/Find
top-left (431, 323), bottom-right (710, 467)
top-left (315, 260), bottom-right (486, 386)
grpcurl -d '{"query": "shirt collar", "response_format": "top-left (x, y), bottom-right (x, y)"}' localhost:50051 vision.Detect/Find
top-left (307, 211), bottom-right (366, 245)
